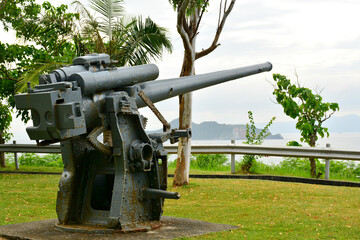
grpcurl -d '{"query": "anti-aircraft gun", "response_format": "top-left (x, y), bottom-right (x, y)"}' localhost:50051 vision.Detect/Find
top-left (15, 53), bottom-right (272, 232)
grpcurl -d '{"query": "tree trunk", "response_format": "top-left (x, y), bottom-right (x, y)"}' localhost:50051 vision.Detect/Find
top-left (173, 39), bottom-right (196, 186)
top-left (0, 131), bottom-right (6, 168)
top-left (172, 1), bottom-right (238, 185)
top-left (173, 92), bottom-right (192, 185)
top-left (309, 134), bottom-right (317, 178)
top-left (309, 157), bottom-right (316, 178)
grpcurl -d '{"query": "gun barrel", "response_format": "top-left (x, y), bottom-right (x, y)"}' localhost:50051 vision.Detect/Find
top-left (136, 62), bottom-right (272, 108)
top-left (70, 64), bottom-right (159, 96)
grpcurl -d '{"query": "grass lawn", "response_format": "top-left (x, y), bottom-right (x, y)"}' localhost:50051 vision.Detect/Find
top-left (0, 165), bottom-right (63, 173)
top-left (1, 174), bottom-right (359, 239)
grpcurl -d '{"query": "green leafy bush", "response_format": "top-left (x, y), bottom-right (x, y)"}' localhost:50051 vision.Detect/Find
top-left (169, 154), bottom-right (229, 171)
top-left (5, 153), bottom-right (14, 165)
top-left (190, 154), bottom-right (228, 170)
top-left (168, 159), bottom-right (177, 168)
top-left (237, 155), bottom-right (259, 174)
top-left (18, 153), bottom-right (63, 167)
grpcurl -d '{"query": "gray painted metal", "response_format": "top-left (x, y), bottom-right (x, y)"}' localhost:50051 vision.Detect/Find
top-left (12, 53), bottom-right (272, 231)
top-left (0, 144), bottom-right (61, 153)
top-left (136, 62), bottom-right (272, 108)
top-left (325, 144), bottom-right (331, 180)
top-left (163, 144), bottom-right (360, 161)
top-left (12, 141), bottom-right (19, 170)
top-left (230, 140), bottom-right (236, 174)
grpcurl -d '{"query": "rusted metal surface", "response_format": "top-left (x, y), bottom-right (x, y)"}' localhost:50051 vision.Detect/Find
top-left (12, 53), bottom-right (272, 232)
top-left (138, 90), bottom-right (171, 131)
top-left (55, 221), bottom-right (162, 234)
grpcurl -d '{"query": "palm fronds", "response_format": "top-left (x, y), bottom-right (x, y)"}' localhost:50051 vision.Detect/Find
top-left (15, 60), bottom-right (69, 93)
top-left (88, 0), bottom-right (124, 39)
top-left (112, 17), bottom-right (172, 66)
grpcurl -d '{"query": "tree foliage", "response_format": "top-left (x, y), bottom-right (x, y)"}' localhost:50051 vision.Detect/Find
top-left (272, 73), bottom-right (339, 177)
top-left (72, 0), bottom-right (172, 65)
top-left (0, 0), bottom-right (172, 167)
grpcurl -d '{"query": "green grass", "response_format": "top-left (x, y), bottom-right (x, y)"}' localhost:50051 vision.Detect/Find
top-left (0, 165), bottom-right (62, 173)
top-left (0, 174), bottom-right (59, 224)
top-left (167, 179), bottom-right (360, 239)
top-left (2, 164), bottom-right (359, 185)
top-left (259, 166), bottom-right (360, 182)
top-left (2, 164), bottom-right (359, 183)
top-left (1, 174), bottom-right (360, 239)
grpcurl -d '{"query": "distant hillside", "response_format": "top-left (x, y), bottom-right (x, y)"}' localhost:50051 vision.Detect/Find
top-left (149, 119), bottom-right (283, 140)
top-left (267, 114), bottom-right (360, 133)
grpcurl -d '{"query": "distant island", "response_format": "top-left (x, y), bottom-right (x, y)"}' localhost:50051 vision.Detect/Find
top-left (148, 119), bottom-right (283, 140)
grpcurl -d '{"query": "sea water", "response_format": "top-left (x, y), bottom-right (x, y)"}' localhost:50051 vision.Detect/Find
top-left (167, 132), bottom-right (360, 165)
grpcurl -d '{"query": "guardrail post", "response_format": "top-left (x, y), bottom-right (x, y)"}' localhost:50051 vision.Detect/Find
top-left (231, 140), bottom-right (236, 174)
top-left (13, 140), bottom-right (19, 170)
top-left (325, 143), bottom-right (331, 180)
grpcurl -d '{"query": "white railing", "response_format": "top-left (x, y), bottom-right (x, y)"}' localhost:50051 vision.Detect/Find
top-left (1, 141), bottom-right (360, 179)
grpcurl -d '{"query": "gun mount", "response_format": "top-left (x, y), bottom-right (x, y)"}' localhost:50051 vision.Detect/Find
top-left (15, 53), bottom-right (272, 232)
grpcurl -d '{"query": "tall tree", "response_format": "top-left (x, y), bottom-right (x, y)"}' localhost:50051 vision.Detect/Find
top-left (0, 84), bottom-right (13, 167)
top-left (73, 0), bottom-right (172, 144)
top-left (72, 0), bottom-right (172, 65)
top-left (0, 0), bottom-right (172, 167)
top-left (0, 0), bottom-right (78, 167)
top-left (272, 73), bottom-right (339, 178)
top-left (170, 0), bottom-right (236, 186)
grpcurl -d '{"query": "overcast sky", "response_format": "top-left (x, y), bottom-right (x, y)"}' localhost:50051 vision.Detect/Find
top-left (2, 0), bottom-right (360, 140)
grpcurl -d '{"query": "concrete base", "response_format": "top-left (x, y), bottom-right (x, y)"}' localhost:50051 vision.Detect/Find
top-left (0, 216), bottom-right (238, 240)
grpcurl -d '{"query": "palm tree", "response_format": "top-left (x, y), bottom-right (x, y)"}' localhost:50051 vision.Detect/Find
top-left (71, 0), bottom-right (172, 144)
top-left (72, 0), bottom-right (172, 65)
top-left (16, 0), bottom-right (172, 92)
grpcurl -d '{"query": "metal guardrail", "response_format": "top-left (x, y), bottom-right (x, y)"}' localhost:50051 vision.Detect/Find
top-left (163, 144), bottom-right (360, 161)
top-left (0, 144), bottom-right (61, 154)
top-left (1, 143), bottom-right (360, 160)
top-left (1, 142), bottom-right (360, 179)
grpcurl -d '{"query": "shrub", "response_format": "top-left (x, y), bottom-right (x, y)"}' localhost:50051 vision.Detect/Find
top-left (239, 111), bottom-right (275, 173)
top-left (191, 154), bottom-right (228, 170)
top-left (238, 155), bottom-right (259, 174)
top-left (168, 154), bottom-right (229, 171)
top-left (18, 153), bottom-right (63, 167)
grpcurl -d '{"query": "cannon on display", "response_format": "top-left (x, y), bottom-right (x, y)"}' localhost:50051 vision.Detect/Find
top-left (15, 53), bottom-right (272, 232)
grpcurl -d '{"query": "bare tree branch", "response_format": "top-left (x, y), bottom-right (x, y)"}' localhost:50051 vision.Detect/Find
top-left (0, 68), bottom-right (19, 82)
top-left (217, 0), bottom-right (223, 28)
top-left (176, 0), bottom-right (193, 59)
top-left (190, 0), bottom-right (208, 42)
top-left (195, 0), bottom-right (236, 60)
top-left (321, 110), bottom-right (336, 123)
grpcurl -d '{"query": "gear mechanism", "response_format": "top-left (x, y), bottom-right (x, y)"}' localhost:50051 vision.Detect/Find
top-left (87, 127), bottom-right (112, 155)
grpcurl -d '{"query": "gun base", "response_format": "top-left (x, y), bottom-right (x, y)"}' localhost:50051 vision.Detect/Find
top-left (54, 221), bottom-right (162, 234)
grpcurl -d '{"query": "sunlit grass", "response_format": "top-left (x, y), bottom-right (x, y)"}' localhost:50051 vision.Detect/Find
top-left (165, 178), bottom-right (360, 239)
top-left (0, 174), bottom-right (59, 225)
top-left (0, 165), bottom-right (62, 173)
top-left (1, 174), bottom-right (360, 239)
